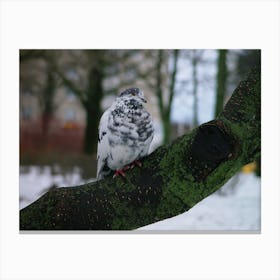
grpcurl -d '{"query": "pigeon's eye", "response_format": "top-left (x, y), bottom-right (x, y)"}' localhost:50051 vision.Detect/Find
top-left (131, 92), bottom-right (136, 96)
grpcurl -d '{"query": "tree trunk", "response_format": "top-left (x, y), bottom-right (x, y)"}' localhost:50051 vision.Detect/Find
top-left (156, 50), bottom-right (179, 145)
top-left (192, 51), bottom-right (199, 127)
top-left (83, 67), bottom-right (103, 154)
top-left (165, 49), bottom-right (179, 142)
top-left (20, 67), bottom-right (260, 230)
top-left (155, 50), bottom-right (168, 144)
top-left (215, 49), bottom-right (228, 117)
top-left (162, 116), bottom-right (171, 144)
top-left (83, 106), bottom-right (98, 154)
top-left (41, 66), bottom-right (56, 149)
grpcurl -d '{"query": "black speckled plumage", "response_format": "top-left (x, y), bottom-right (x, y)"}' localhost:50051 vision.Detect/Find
top-left (97, 88), bottom-right (154, 179)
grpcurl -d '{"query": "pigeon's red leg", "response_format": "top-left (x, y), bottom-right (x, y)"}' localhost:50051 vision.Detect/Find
top-left (113, 161), bottom-right (142, 178)
top-left (113, 165), bottom-right (130, 178)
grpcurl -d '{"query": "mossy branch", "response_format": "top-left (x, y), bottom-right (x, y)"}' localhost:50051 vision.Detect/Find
top-left (20, 68), bottom-right (260, 230)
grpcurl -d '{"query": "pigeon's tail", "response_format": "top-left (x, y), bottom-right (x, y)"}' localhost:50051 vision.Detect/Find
top-left (96, 164), bottom-right (111, 181)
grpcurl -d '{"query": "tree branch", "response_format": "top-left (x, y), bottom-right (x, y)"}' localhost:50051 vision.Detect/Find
top-left (52, 64), bottom-right (87, 104)
top-left (167, 49), bottom-right (179, 118)
top-left (20, 68), bottom-right (260, 230)
top-left (155, 50), bottom-right (165, 117)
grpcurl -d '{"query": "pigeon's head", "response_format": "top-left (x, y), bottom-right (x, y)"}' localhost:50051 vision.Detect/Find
top-left (118, 88), bottom-right (147, 104)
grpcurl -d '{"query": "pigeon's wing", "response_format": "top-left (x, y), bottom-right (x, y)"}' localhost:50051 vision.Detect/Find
top-left (96, 109), bottom-right (110, 179)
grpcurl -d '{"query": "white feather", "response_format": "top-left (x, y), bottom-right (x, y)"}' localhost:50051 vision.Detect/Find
top-left (96, 88), bottom-right (154, 180)
top-left (96, 109), bottom-right (110, 179)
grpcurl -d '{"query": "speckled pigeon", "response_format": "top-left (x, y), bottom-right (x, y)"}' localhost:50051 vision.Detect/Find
top-left (96, 88), bottom-right (154, 179)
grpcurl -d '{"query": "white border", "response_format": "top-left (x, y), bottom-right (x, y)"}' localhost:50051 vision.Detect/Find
top-left (1, 1), bottom-right (279, 279)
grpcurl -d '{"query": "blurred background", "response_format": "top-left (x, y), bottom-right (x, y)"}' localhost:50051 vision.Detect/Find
top-left (20, 49), bottom-right (261, 230)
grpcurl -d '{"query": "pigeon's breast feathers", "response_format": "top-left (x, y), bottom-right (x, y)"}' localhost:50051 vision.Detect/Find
top-left (109, 89), bottom-right (153, 146)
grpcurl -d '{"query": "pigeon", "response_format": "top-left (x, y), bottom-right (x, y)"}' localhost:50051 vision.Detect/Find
top-left (96, 87), bottom-right (154, 180)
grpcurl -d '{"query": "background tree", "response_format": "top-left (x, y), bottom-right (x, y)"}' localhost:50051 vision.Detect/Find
top-left (235, 50), bottom-right (261, 79)
top-left (177, 50), bottom-right (210, 128)
top-left (226, 49), bottom-right (261, 96)
top-left (20, 50), bottom-right (57, 138)
top-left (214, 49), bottom-right (228, 117)
top-left (49, 50), bottom-right (106, 155)
top-left (190, 50), bottom-right (202, 127)
top-left (155, 50), bottom-right (179, 144)
top-left (41, 63), bottom-right (56, 138)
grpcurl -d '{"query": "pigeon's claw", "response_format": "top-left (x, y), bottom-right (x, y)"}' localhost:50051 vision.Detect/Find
top-left (113, 170), bottom-right (126, 178)
top-left (113, 165), bottom-right (130, 178)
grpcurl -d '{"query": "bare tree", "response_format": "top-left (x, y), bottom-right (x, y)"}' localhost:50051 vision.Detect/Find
top-left (155, 50), bottom-right (179, 144)
top-left (48, 50), bottom-right (106, 154)
top-left (20, 50), bottom-right (57, 137)
top-left (214, 49), bottom-right (228, 117)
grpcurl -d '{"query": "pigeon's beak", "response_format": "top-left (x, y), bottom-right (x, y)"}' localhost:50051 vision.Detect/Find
top-left (141, 97), bottom-right (147, 103)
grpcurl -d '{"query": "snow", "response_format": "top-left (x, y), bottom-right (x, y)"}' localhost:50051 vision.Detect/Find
top-left (139, 172), bottom-right (260, 231)
top-left (19, 167), bottom-right (260, 231)
top-left (19, 166), bottom-right (94, 210)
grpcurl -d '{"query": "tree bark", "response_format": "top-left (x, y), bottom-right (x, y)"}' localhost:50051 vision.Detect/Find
top-left (191, 50), bottom-right (199, 127)
top-left (52, 51), bottom-right (104, 155)
top-left (83, 66), bottom-right (103, 154)
top-left (215, 49), bottom-right (228, 117)
top-left (156, 50), bottom-right (179, 145)
top-left (41, 65), bottom-right (56, 150)
top-left (20, 67), bottom-right (260, 230)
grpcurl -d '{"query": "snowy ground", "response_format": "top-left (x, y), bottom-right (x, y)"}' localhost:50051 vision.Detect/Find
top-left (19, 165), bottom-right (95, 210)
top-left (19, 167), bottom-right (260, 231)
top-left (140, 172), bottom-right (260, 231)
